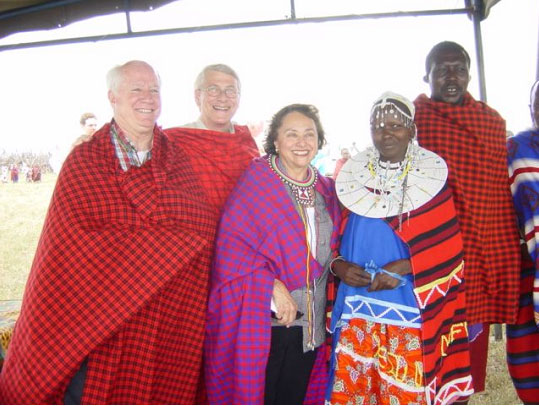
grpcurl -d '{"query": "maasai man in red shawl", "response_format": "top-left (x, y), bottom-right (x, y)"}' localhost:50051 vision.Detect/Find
top-left (414, 41), bottom-right (521, 395)
top-left (506, 79), bottom-right (539, 404)
top-left (328, 92), bottom-right (472, 405)
top-left (205, 104), bottom-right (341, 405)
top-left (0, 61), bottom-right (218, 404)
top-left (165, 63), bottom-right (259, 213)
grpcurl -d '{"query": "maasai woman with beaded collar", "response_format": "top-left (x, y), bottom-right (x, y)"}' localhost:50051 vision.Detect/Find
top-left (327, 92), bottom-right (473, 405)
top-left (205, 104), bottom-right (341, 404)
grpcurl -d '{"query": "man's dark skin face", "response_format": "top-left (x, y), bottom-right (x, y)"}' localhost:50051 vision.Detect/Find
top-left (424, 48), bottom-right (471, 105)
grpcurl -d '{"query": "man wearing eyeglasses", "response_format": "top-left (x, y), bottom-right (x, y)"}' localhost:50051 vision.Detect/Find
top-left (183, 64), bottom-right (241, 132)
top-left (164, 63), bottom-right (259, 404)
top-left (166, 64), bottom-right (259, 213)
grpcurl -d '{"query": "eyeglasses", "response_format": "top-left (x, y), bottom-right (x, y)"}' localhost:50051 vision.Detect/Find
top-left (201, 85), bottom-right (239, 99)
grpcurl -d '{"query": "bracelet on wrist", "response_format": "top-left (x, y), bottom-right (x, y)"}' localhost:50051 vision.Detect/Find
top-left (329, 255), bottom-right (344, 276)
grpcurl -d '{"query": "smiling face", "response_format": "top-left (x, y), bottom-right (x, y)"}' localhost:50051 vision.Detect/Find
top-left (195, 70), bottom-right (240, 132)
top-left (274, 111), bottom-right (319, 179)
top-left (371, 105), bottom-right (415, 163)
top-left (108, 61), bottom-right (161, 149)
top-left (425, 48), bottom-right (470, 105)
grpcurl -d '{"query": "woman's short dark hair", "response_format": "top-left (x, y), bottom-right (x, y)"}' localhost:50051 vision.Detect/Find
top-left (263, 104), bottom-right (326, 155)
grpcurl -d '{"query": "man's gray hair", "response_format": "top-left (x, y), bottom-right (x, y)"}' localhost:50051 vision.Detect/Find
top-left (194, 64), bottom-right (241, 91)
top-left (106, 60), bottom-right (161, 93)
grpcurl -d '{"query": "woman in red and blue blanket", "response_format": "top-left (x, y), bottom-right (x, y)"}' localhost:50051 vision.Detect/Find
top-left (205, 104), bottom-right (341, 405)
top-left (327, 92), bottom-right (473, 405)
top-left (506, 79), bottom-right (539, 404)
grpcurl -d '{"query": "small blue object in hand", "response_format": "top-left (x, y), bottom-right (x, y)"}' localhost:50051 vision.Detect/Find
top-left (364, 260), bottom-right (407, 288)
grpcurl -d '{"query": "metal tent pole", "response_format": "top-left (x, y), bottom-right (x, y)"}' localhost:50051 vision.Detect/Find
top-left (471, 0), bottom-right (488, 102)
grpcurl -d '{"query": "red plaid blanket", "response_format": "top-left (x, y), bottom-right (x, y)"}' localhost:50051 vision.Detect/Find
top-left (0, 123), bottom-right (218, 404)
top-left (414, 93), bottom-right (520, 324)
top-left (165, 125), bottom-right (260, 212)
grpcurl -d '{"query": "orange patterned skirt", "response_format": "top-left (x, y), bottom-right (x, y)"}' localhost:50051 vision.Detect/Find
top-left (329, 318), bottom-right (426, 405)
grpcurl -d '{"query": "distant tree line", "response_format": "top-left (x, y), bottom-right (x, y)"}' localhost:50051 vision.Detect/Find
top-left (0, 151), bottom-right (53, 172)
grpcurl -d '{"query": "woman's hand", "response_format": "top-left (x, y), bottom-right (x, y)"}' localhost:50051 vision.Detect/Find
top-left (331, 259), bottom-right (371, 287)
top-left (383, 259), bottom-right (412, 276)
top-left (272, 279), bottom-right (298, 327)
top-left (368, 259), bottom-right (411, 291)
top-left (368, 272), bottom-right (401, 291)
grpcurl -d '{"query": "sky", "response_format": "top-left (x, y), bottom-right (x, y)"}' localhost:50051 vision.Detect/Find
top-left (0, 0), bottom-right (537, 162)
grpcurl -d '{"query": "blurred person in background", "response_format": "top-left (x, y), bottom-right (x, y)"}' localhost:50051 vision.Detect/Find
top-left (72, 112), bottom-right (98, 148)
top-left (9, 164), bottom-right (18, 183)
top-left (332, 147), bottom-right (350, 180)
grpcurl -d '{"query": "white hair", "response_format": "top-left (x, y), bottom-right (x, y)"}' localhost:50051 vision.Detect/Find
top-left (106, 60), bottom-right (161, 93)
top-left (194, 63), bottom-right (241, 91)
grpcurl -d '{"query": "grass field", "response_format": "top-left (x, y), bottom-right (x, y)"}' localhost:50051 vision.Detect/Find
top-left (0, 174), bottom-right (523, 404)
top-left (1, 174), bottom-right (55, 300)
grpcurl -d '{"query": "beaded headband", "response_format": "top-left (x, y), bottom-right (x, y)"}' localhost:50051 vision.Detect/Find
top-left (370, 91), bottom-right (415, 130)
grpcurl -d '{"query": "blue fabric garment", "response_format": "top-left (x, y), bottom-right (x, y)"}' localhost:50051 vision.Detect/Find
top-left (330, 214), bottom-right (419, 333)
top-left (326, 214), bottom-right (419, 402)
top-left (507, 130), bottom-right (539, 320)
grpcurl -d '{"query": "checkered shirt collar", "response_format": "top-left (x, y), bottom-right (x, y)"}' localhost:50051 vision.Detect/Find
top-left (110, 120), bottom-right (152, 171)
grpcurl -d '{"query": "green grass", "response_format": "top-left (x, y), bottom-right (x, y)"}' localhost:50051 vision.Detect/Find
top-left (0, 174), bottom-right (56, 300)
top-left (0, 175), bottom-right (525, 404)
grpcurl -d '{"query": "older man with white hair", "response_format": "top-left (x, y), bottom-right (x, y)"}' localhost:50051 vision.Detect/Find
top-left (166, 63), bottom-right (259, 213)
top-left (0, 60), bottom-right (217, 404)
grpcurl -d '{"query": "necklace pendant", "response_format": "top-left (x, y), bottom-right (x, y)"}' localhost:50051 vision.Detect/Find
top-left (294, 186), bottom-right (314, 206)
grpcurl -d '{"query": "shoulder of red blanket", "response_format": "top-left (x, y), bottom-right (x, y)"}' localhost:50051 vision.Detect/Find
top-left (164, 125), bottom-right (259, 157)
top-left (62, 121), bottom-right (117, 178)
top-left (472, 97), bottom-right (505, 123)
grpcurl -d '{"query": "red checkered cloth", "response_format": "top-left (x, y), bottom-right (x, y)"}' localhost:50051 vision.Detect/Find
top-left (0, 123), bottom-right (218, 404)
top-left (414, 93), bottom-right (521, 324)
top-left (165, 125), bottom-right (260, 212)
top-left (165, 125), bottom-right (259, 404)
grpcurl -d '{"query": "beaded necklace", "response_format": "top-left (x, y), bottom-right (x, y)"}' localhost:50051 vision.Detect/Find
top-left (268, 154), bottom-right (318, 207)
top-left (367, 142), bottom-right (416, 229)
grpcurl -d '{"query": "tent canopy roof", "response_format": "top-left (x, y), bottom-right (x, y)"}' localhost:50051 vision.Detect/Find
top-left (0, 0), bottom-right (503, 49)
